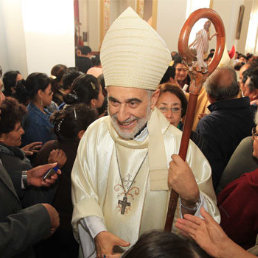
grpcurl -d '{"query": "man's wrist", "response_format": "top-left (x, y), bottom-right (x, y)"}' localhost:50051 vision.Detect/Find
top-left (181, 196), bottom-right (201, 210)
top-left (22, 170), bottom-right (28, 188)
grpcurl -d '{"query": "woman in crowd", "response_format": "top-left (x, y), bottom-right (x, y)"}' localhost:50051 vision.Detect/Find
top-left (34, 103), bottom-right (98, 258)
top-left (3, 70), bottom-right (23, 97)
top-left (156, 84), bottom-right (187, 128)
top-left (174, 62), bottom-right (191, 91)
top-left (58, 68), bottom-right (82, 110)
top-left (22, 73), bottom-right (56, 146)
top-left (50, 64), bottom-right (67, 106)
top-left (0, 97), bottom-right (65, 205)
top-left (64, 74), bottom-right (104, 116)
top-left (156, 84), bottom-right (208, 158)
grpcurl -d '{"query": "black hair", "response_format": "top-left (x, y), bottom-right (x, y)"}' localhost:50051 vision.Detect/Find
top-left (97, 74), bottom-right (106, 97)
top-left (62, 70), bottom-right (83, 90)
top-left (50, 64), bottom-right (67, 103)
top-left (123, 231), bottom-right (210, 258)
top-left (24, 72), bottom-right (51, 100)
top-left (158, 83), bottom-right (188, 117)
top-left (172, 53), bottom-right (183, 64)
top-left (51, 103), bottom-right (97, 142)
top-left (14, 79), bottom-right (30, 106)
top-left (160, 66), bottom-right (175, 84)
top-left (51, 64), bottom-right (67, 82)
top-left (92, 55), bottom-right (101, 66)
top-left (174, 62), bottom-right (191, 87)
top-left (96, 74), bottom-right (107, 115)
top-left (63, 74), bottom-right (100, 106)
top-left (79, 46), bottom-right (92, 55)
top-left (3, 70), bottom-right (21, 96)
top-left (242, 66), bottom-right (258, 92)
top-left (0, 97), bottom-right (27, 135)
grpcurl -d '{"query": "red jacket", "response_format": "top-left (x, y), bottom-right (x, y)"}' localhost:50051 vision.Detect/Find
top-left (218, 168), bottom-right (258, 249)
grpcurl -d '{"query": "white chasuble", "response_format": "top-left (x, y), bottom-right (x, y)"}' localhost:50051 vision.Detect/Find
top-left (71, 108), bottom-right (220, 256)
top-left (103, 145), bottom-right (149, 244)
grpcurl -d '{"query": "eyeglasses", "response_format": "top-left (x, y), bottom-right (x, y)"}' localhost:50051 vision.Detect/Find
top-left (158, 107), bottom-right (182, 113)
top-left (252, 127), bottom-right (258, 141)
top-left (175, 68), bottom-right (188, 72)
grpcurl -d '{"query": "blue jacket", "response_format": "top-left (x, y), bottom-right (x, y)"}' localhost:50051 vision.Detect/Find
top-left (196, 97), bottom-right (255, 189)
top-left (22, 103), bottom-right (56, 146)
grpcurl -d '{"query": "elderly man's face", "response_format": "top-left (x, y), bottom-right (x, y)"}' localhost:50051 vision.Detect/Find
top-left (107, 87), bottom-right (159, 140)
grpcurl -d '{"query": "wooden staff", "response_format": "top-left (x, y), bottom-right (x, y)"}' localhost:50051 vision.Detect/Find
top-left (164, 8), bottom-right (225, 232)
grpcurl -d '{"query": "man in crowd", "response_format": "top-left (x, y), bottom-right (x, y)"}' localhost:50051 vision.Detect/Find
top-left (196, 66), bottom-right (255, 189)
top-left (242, 66), bottom-right (258, 106)
top-left (75, 46), bottom-right (93, 73)
top-left (71, 8), bottom-right (219, 258)
top-left (0, 163), bottom-right (60, 257)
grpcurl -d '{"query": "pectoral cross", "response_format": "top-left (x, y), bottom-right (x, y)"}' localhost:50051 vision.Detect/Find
top-left (118, 196), bottom-right (131, 215)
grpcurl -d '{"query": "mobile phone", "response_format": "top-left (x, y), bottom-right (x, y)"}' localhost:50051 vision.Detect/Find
top-left (43, 166), bottom-right (59, 181)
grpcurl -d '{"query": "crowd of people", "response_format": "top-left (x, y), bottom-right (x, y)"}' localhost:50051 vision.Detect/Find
top-left (0, 7), bottom-right (257, 258)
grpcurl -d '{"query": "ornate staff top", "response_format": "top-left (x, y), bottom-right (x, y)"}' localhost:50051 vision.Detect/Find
top-left (178, 8), bottom-right (225, 77)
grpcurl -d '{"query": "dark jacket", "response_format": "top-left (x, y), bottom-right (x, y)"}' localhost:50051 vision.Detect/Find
top-left (0, 143), bottom-right (56, 207)
top-left (0, 163), bottom-right (51, 258)
top-left (34, 139), bottom-right (79, 258)
top-left (75, 56), bottom-right (93, 73)
top-left (196, 97), bottom-right (255, 189)
top-left (35, 139), bottom-right (78, 230)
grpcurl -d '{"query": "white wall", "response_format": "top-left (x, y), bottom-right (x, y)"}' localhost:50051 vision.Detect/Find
top-left (0, 1), bottom-right (9, 74)
top-left (212, 0), bottom-right (244, 51)
top-left (79, 0), bottom-right (88, 45)
top-left (237, 0), bottom-right (252, 53)
top-left (87, 0), bottom-right (100, 51)
top-left (157, 0), bottom-right (188, 52)
top-left (0, 0), bottom-right (75, 77)
top-left (22, 0), bottom-right (75, 75)
top-left (245, 0), bottom-right (258, 54)
top-left (0, 0), bottom-right (28, 76)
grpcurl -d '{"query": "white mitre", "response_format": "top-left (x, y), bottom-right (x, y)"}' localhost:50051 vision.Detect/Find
top-left (100, 7), bottom-right (171, 91)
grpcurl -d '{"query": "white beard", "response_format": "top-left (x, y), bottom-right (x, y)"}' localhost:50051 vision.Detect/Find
top-left (109, 103), bottom-right (152, 140)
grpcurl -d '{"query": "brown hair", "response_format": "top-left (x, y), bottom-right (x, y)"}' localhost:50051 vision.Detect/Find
top-left (158, 83), bottom-right (188, 117)
top-left (0, 97), bottom-right (26, 135)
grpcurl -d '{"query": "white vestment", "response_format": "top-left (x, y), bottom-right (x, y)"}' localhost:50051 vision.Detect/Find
top-left (71, 108), bottom-right (220, 257)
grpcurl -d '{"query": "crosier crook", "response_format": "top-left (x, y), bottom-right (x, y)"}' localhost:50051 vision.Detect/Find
top-left (164, 8), bottom-right (225, 232)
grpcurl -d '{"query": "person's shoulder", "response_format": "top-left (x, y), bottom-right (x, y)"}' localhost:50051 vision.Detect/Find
top-left (80, 116), bottom-right (109, 143)
top-left (196, 114), bottom-right (215, 130)
top-left (246, 168), bottom-right (258, 187)
top-left (237, 136), bottom-right (253, 149)
top-left (86, 115), bottom-right (108, 132)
